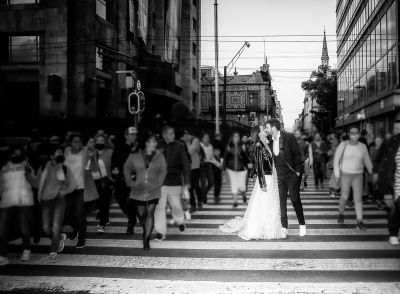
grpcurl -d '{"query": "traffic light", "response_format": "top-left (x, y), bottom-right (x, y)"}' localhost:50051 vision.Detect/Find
top-left (138, 91), bottom-right (145, 113)
top-left (128, 92), bottom-right (140, 114)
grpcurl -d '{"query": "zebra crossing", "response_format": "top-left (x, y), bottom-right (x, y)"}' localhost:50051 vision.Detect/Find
top-left (0, 175), bottom-right (400, 293)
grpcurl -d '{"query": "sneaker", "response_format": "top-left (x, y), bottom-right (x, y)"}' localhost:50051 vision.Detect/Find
top-left (48, 252), bottom-right (58, 263)
top-left (21, 250), bottom-right (31, 262)
top-left (154, 233), bottom-right (165, 241)
top-left (337, 214), bottom-right (345, 224)
top-left (168, 219), bottom-right (176, 226)
top-left (58, 233), bottom-right (67, 253)
top-left (282, 228), bottom-right (288, 238)
top-left (69, 230), bottom-right (78, 241)
top-left (242, 194), bottom-right (248, 205)
top-left (76, 239), bottom-right (86, 249)
top-left (178, 224), bottom-right (186, 232)
top-left (299, 225), bottom-right (307, 237)
top-left (389, 236), bottom-right (400, 246)
top-left (0, 256), bottom-right (9, 266)
top-left (233, 202), bottom-right (239, 208)
top-left (190, 205), bottom-right (197, 213)
top-left (355, 220), bottom-right (367, 231)
top-left (126, 225), bottom-right (135, 236)
top-left (329, 190), bottom-right (336, 198)
top-left (184, 210), bottom-right (191, 221)
top-left (97, 226), bottom-right (106, 234)
top-left (197, 202), bottom-right (203, 211)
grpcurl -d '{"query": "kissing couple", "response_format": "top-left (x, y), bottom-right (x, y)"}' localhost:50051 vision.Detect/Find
top-left (220, 118), bottom-right (306, 240)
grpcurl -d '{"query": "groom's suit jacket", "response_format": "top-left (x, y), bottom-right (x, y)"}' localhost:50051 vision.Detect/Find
top-left (270, 132), bottom-right (304, 176)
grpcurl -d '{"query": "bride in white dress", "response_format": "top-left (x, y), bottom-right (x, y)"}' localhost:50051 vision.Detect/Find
top-left (219, 125), bottom-right (286, 240)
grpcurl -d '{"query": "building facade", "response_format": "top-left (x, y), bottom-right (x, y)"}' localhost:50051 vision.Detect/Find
top-left (0, 0), bottom-right (200, 133)
top-left (200, 59), bottom-right (282, 127)
top-left (336, 0), bottom-right (399, 135)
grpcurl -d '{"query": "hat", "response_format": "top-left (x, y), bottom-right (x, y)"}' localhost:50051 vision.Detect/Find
top-left (127, 126), bottom-right (138, 134)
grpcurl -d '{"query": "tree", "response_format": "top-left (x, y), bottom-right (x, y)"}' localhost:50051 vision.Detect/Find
top-left (301, 65), bottom-right (337, 134)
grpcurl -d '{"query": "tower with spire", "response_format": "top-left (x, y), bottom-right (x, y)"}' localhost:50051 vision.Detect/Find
top-left (321, 28), bottom-right (329, 67)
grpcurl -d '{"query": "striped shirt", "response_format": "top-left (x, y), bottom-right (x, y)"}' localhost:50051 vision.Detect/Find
top-left (395, 146), bottom-right (400, 200)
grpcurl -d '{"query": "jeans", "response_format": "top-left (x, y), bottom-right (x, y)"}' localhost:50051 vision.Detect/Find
top-left (278, 173), bottom-right (305, 229)
top-left (0, 206), bottom-right (31, 257)
top-left (200, 163), bottom-right (214, 203)
top-left (64, 189), bottom-right (86, 240)
top-left (189, 168), bottom-right (202, 208)
top-left (339, 173), bottom-right (363, 220)
top-left (95, 179), bottom-right (112, 226)
top-left (42, 196), bottom-right (66, 253)
top-left (213, 166), bottom-right (222, 201)
top-left (388, 198), bottom-right (400, 237)
top-left (114, 178), bottom-right (137, 227)
top-left (154, 186), bottom-right (184, 236)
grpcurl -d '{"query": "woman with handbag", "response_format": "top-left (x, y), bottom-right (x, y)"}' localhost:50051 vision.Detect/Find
top-left (87, 134), bottom-right (113, 234)
top-left (124, 132), bottom-right (167, 250)
top-left (334, 127), bottom-right (373, 231)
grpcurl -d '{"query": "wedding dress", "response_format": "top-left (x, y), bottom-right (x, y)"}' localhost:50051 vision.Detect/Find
top-left (219, 166), bottom-right (286, 240)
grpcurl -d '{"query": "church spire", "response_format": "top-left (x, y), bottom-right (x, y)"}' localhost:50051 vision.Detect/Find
top-left (321, 28), bottom-right (329, 67)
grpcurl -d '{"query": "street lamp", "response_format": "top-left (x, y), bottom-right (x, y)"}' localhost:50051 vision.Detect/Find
top-left (223, 41), bottom-right (250, 127)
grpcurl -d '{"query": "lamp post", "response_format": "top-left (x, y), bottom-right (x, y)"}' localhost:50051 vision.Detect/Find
top-left (214, 0), bottom-right (220, 134)
top-left (223, 41), bottom-right (250, 127)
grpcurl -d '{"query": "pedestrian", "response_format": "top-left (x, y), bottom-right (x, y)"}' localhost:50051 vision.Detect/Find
top-left (111, 127), bottom-right (139, 235)
top-left (295, 130), bottom-right (309, 191)
top-left (154, 126), bottom-right (190, 241)
top-left (87, 134), bottom-right (113, 234)
top-left (309, 133), bottom-right (328, 190)
top-left (188, 134), bottom-right (203, 212)
top-left (124, 132), bottom-right (167, 250)
top-left (212, 133), bottom-right (223, 204)
top-left (327, 134), bottom-right (340, 197)
top-left (38, 145), bottom-right (76, 262)
top-left (200, 132), bottom-right (215, 204)
top-left (63, 133), bottom-right (87, 248)
top-left (0, 146), bottom-right (35, 266)
top-left (222, 132), bottom-right (249, 208)
top-left (373, 120), bottom-right (400, 245)
top-left (177, 129), bottom-right (192, 220)
top-left (334, 127), bottom-right (373, 230)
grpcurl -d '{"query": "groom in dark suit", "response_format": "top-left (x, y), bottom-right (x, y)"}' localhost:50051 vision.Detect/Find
top-left (265, 119), bottom-right (306, 237)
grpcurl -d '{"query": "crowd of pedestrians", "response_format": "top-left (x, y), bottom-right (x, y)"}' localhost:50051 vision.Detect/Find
top-left (1, 120), bottom-right (400, 266)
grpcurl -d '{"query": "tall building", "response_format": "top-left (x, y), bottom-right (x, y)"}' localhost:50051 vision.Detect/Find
top-left (200, 59), bottom-right (282, 127)
top-left (336, 0), bottom-right (399, 135)
top-left (0, 0), bottom-right (200, 133)
top-left (321, 29), bottom-right (330, 68)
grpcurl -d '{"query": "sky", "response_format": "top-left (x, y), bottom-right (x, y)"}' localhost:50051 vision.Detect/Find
top-left (201, 0), bottom-right (337, 129)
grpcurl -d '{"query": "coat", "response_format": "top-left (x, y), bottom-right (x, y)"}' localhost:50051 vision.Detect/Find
top-left (374, 134), bottom-right (400, 198)
top-left (124, 150), bottom-right (167, 201)
top-left (222, 143), bottom-right (248, 171)
top-left (251, 142), bottom-right (273, 188)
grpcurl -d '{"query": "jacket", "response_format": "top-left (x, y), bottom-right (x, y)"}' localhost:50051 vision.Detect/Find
top-left (158, 140), bottom-right (190, 186)
top-left (374, 134), bottom-right (400, 198)
top-left (123, 150), bottom-right (167, 201)
top-left (272, 131), bottom-right (304, 175)
top-left (252, 142), bottom-right (273, 188)
top-left (222, 144), bottom-right (248, 171)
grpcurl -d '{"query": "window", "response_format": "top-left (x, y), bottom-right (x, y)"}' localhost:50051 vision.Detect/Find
top-left (96, 0), bottom-right (113, 23)
top-left (2, 0), bottom-right (39, 3)
top-left (192, 67), bottom-right (197, 80)
top-left (8, 35), bottom-right (39, 62)
top-left (192, 18), bottom-right (197, 32)
top-left (192, 42), bottom-right (197, 56)
top-left (96, 46), bottom-right (112, 73)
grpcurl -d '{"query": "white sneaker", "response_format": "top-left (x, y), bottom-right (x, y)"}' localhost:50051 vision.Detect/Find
top-left (58, 233), bottom-right (67, 253)
top-left (48, 252), bottom-right (58, 263)
top-left (184, 210), bottom-right (191, 221)
top-left (299, 225), bottom-right (307, 237)
top-left (389, 236), bottom-right (400, 246)
top-left (0, 256), bottom-right (9, 266)
top-left (282, 228), bottom-right (288, 238)
top-left (21, 250), bottom-right (31, 262)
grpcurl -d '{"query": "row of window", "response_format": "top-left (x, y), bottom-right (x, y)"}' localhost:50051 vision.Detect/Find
top-left (338, 0), bottom-right (386, 66)
top-left (0, 0), bottom-right (39, 4)
top-left (337, 46), bottom-right (398, 116)
top-left (0, 35), bottom-right (40, 62)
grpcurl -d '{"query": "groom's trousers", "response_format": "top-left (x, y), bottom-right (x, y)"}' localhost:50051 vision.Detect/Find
top-left (278, 173), bottom-right (305, 229)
